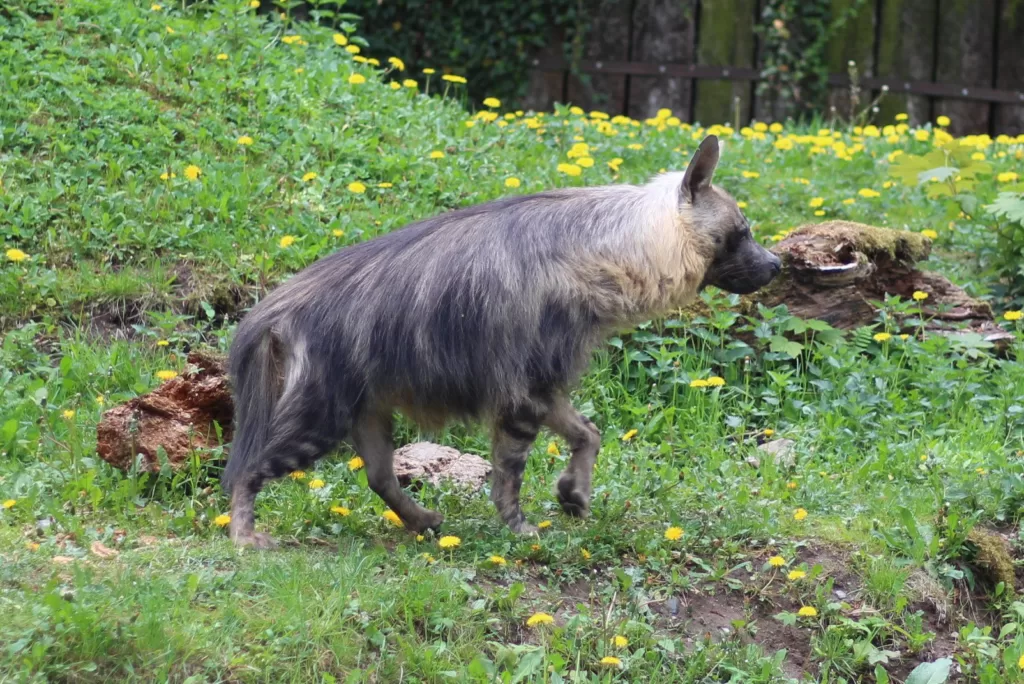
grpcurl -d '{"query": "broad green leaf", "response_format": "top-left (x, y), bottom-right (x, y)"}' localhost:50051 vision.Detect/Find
top-left (918, 166), bottom-right (958, 184)
top-left (770, 335), bottom-right (804, 358)
top-left (904, 658), bottom-right (951, 684)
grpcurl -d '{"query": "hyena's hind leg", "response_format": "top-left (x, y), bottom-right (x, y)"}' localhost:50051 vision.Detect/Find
top-left (229, 396), bottom-right (344, 548)
top-left (351, 411), bottom-right (444, 533)
top-left (544, 395), bottom-right (601, 518)
top-left (491, 399), bottom-right (550, 534)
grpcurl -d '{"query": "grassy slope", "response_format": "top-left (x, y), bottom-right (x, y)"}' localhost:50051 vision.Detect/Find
top-left (2, 1), bottom-right (1024, 682)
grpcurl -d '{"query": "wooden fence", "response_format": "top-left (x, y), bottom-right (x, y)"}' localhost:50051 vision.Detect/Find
top-left (520, 0), bottom-right (1024, 136)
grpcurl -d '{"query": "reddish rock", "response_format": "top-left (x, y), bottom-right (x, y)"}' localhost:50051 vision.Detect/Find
top-left (96, 351), bottom-right (233, 472)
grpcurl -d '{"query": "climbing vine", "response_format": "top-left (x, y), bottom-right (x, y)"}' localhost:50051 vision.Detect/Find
top-left (755, 0), bottom-right (868, 120)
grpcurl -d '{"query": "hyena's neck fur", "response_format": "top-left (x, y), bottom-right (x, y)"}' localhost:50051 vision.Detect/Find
top-left (567, 172), bottom-right (709, 326)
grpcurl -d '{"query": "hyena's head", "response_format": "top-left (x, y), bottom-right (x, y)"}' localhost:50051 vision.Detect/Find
top-left (681, 135), bottom-right (782, 295)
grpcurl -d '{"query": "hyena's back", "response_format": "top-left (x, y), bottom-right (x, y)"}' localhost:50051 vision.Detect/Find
top-left (221, 189), bottom-right (630, 499)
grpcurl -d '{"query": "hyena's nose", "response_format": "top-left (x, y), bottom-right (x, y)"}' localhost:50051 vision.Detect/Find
top-left (769, 254), bottom-right (782, 276)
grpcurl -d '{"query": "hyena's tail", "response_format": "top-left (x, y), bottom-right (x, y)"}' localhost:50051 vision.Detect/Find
top-left (221, 328), bottom-right (281, 495)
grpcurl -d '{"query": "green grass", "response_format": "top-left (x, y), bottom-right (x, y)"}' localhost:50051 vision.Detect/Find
top-left (3, 1), bottom-right (1024, 682)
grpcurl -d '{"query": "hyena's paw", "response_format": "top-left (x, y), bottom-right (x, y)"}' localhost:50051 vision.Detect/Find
top-left (405, 509), bottom-right (444, 534)
top-left (556, 474), bottom-right (590, 518)
top-left (231, 531), bottom-right (279, 550)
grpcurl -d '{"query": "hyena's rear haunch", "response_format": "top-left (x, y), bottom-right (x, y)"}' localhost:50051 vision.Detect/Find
top-left (222, 135), bottom-right (780, 547)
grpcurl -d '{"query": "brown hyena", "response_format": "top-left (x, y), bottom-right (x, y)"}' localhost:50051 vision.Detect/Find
top-left (221, 135), bottom-right (780, 547)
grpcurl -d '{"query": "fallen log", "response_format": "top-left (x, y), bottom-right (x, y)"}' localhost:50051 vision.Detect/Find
top-left (94, 221), bottom-right (1014, 472)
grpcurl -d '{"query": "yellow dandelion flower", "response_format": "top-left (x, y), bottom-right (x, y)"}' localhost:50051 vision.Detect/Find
top-left (388, 56), bottom-right (405, 71)
top-left (378, 182), bottom-right (393, 189)
top-left (213, 514), bottom-right (231, 527)
top-left (857, 188), bottom-right (880, 198)
top-left (398, 79), bottom-right (416, 89)
top-left (769, 122), bottom-right (783, 133)
top-left (814, 210), bottom-right (826, 216)
top-left (237, 135), bottom-right (253, 145)
top-left (383, 510), bottom-right (403, 526)
top-left (442, 74), bottom-right (467, 84)
top-left (429, 150), bottom-right (445, 159)
top-left (557, 163), bottom-right (582, 176)
top-left (581, 548), bottom-right (591, 559)
top-left (538, 520), bottom-right (552, 529)
top-left (345, 45), bottom-right (360, 54)
top-left (6, 248), bottom-right (28, 262)
top-left (416, 534), bottom-right (424, 542)
top-left (600, 656), bottom-right (622, 668)
top-left (788, 569), bottom-right (806, 580)
top-left (489, 555), bottom-right (507, 565)
top-left (741, 170), bottom-right (760, 179)
top-left (155, 370), bottom-right (178, 381)
top-left (690, 378), bottom-right (709, 388)
top-left (216, 53), bottom-right (228, 61)
top-left (2, 499), bottom-right (15, 509)
top-left (184, 164), bottom-right (201, 181)
top-left (1004, 310), bottom-right (1022, 321)
top-left (438, 535), bottom-right (461, 549)
top-left (281, 35), bottom-right (304, 45)
top-left (166, 26), bottom-right (174, 34)
top-left (62, 409), bottom-right (75, 419)
top-left (912, 291), bottom-right (929, 301)
top-left (483, 97), bottom-right (501, 108)
top-left (347, 181), bottom-right (366, 194)
top-left (794, 508), bottom-right (808, 521)
top-left (422, 553), bottom-right (436, 563)
top-left (546, 441), bottom-right (560, 456)
top-left (26, 541), bottom-right (40, 551)
top-left (808, 197), bottom-right (825, 208)
top-left (769, 555), bottom-right (786, 567)
top-left (151, 3), bottom-right (162, 9)
top-left (308, 478), bottom-right (325, 489)
top-left (332, 229), bottom-right (345, 237)
top-left (764, 428), bottom-right (775, 437)
top-left (621, 429), bottom-right (638, 442)
top-left (936, 115), bottom-right (950, 127)
top-left (526, 612), bottom-right (554, 627)
top-left (576, 156), bottom-right (595, 168)
top-left (332, 33), bottom-right (348, 46)
top-left (96, 395), bottom-right (105, 405)
top-left (873, 332), bottom-right (892, 342)
top-left (997, 172), bottom-right (1019, 183)
top-left (895, 113), bottom-right (908, 121)
top-left (921, 229), bottom-right (938, 239)
top-left (797, 606), bottom-right (818, 617)
top-left (348, 73), bottom-right (366, 85)
top-left (422, 67), bottom-right (435, 74)
top-left (289, 471), bottom-right (306, 480)
top-left (250, 0), bottom-right (259, 6)
top-left (842, 198), bottom-right (856, 205)
top-left (612, 635), bottom-right (629, 648)
top-left (706, 376), bottom-right (726, 387)
top-left (914, 129), bottom-right (930, 141)
top-left (787, 481), bottom-right (798, 490)
top-left (348, 456), bottom-right (365, 471)
top-left (331, 506), bottom-right (351, 516)
top-left (279, 235), bottom-right (295, 248)
top-left (503, 177), bottom-right (522, 189)
top-left (1018, 654), bottom-right (1024, 669)
top-left (664, 526), bottom-right (683, 541)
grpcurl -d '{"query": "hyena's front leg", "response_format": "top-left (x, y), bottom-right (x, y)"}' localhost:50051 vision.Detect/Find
top-left (491, 404), bottom-right (546, 534)
top-left (544, 396), bottom-right (601, 518)
top-left (352, 412), bottom-right (444, 533)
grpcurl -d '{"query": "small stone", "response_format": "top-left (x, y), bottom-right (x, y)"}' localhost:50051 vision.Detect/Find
top-left (758, 439), bottom-right (796, 467)
top-left (666, 596), bottom-right (680, 616)
top-left (393, 442), bottom-right (492, 492)
top-left (835, 589), bottom-right (847, 599)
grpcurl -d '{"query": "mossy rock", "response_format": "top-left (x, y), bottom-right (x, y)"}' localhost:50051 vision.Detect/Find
top-left (966, 528), bottom-right (1017, 592)
top-left (784, 220), bottom-right (933, 264)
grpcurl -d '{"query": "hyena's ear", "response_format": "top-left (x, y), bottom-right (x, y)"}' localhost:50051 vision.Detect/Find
top-left (681, 134), bottom-right (720, 204)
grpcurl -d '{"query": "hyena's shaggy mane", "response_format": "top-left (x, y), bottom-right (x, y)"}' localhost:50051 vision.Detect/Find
top-left (229, 173), bottom-right (712, 432)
